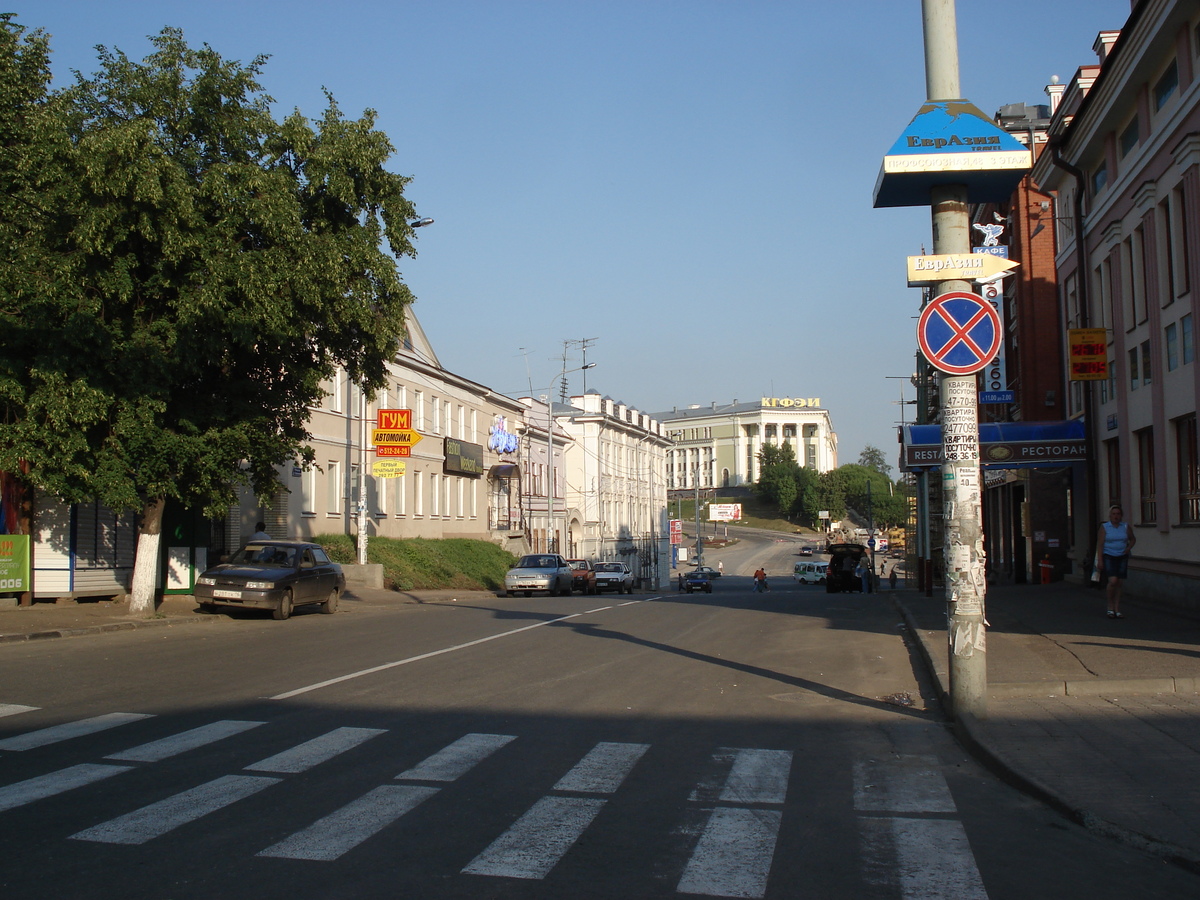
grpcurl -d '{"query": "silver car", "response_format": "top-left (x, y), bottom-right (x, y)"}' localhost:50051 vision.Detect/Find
top-left (593, 562), bottom-right (635, 594)
top-left (504, 554), bottom-right (573, 597)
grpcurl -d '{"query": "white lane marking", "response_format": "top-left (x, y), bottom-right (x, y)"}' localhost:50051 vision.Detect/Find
top-left (676, 807), bottom-right (783, 899)
top-left (70, 774), bottom-right (280, 845)
top-left (257, 784), bottom-right (438, 861)
top-left (245, 726), bottom-right (387, 774)
top-left (0, 712), bottom-right (153, 751)
top-left (106, 720), bottom-right (265, 763)
top-left (0, 704), bottom-right (39, 719)
top-left (461, 796), bottom-right (606, 879)
top-left (583, 606), bottom-right (613, 614)
top-left (891, 817), bottom-right (989, 899)
top-left (271, 613), bottom-right (593, 700)
top-left (719, 748), bottom-right (793, 805)
top-left (852, 756), bottom-right (957, 813)
top-left (0, 763), bottom-right (133, 813)
top-left (618, 599), bottom-right (647, 606)
top-left (396, 733), bottom-right (516, 782)
top-left (552, 741), bottom-right (649, 794)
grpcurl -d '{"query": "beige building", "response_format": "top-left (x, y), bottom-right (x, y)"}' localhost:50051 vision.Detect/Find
top-left (655, 398), bottom-right (838, 491)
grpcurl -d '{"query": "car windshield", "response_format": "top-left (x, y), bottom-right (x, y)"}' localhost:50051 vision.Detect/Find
top-left (568, 561), bottom-right (588, 570)
top-left (516, 555), bottom-right (557, 569)
top-left (232, 544), bottom-right (297, 568)
top-left (594, 564), bottom-right (623, 572)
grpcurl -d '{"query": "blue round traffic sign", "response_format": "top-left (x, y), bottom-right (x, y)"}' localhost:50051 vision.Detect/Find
top-left (917, 291), bottom-right (1002, 376)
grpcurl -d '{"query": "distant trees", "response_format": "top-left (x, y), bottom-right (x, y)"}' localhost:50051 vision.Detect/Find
top-left (0, 21), bottom-right (424, 610)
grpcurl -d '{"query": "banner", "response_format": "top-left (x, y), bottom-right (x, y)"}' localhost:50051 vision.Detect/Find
top-left (0, 535), bottom-right (30, 593)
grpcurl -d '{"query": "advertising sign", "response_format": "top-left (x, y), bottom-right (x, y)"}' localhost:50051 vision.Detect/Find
top-left (443, 438), bottom-right (484, 477)
top-left (1068, 328), bottom-right (1108, 381)
top-left (372, 460), bottom-right (407, 479)
top-left (707, 504), bottom-right (743, 522)
top-left (0, 535), bottom-right (30, 593)
top-left (374, 409), bottom-right (423, 458)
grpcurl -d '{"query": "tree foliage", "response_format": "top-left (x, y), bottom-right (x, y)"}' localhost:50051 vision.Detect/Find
top-left (0, 24), bottom-right (423, 516)
top-left (857, 444), bottom-right (892, 478)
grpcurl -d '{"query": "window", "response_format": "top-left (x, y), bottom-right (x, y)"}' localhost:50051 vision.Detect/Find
top-left (1174, 186), bottom-right (1192, 297)
top-left (1129, 347), bottom-right (1140, 390)
top-left (1092, 162), bottom-right (1108, 195)
top-left (1178, 415), bottom-right (1200, 524)
top-left (1167, 323), bottom-right (1179, 371)
top-left (330, 370), bottom-right (345, 413)
top-left (326, 461), bottom-right (342, 515)
top-left (414, 391), bottom-right (424, 429)
top-left (1154, 59), bottom-right (1178, 111)
top-left (1142, 340), bottom-right (1152, 386)
top-left (1119, 117), bottom-right (1139, 157)
top-left (1137, 428), bottom-right (1156, 524)
top-left (413, 469), bottom-right (423, 516)
top-left (301, 467), bottom-right (317, 516)
top-left (430, 473), bottom-right (440, 517)
top-left (1184, 315), bottom-right (1195, 365)
top-left (396, 471), bottom-right (406, 516)
top-left (432, 395), bottom-right (440, 434)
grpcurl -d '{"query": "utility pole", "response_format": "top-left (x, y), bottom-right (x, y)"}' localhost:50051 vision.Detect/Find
top-left (923, 0), bottom-right (986, 719)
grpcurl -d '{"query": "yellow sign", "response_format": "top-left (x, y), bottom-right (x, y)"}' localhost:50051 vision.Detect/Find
top-left (907, 253), bottom-right (1019, 286)
top-left (1068, 328), bottom-right (1108, 381)
top-left (761, 397), bottom-right (820, 408)
top-left (372, 460), bottom-right (407, 478)
top-left (372, 427), bottom-right (423, 448)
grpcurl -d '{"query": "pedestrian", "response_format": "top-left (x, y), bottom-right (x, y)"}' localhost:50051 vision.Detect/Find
top-left (717, 560), bottom-right (724, 576)
top-left (889, 567), bottom-right (898, 590)
top-left (753, 567), bottom-right (766, 593)
top-left (1095, 504), bottom-right (1135, 619)
top-left (251, 521), bottom-right (271, 542)
top-left (855, 554), bottom-right (871, 594)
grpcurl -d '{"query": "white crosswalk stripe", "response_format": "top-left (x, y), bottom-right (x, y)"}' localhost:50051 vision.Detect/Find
top-left (245, 726), bottom-right (387, 774)
top-left (0, 712), bottom-right (152, 751)
top-left (462, 795), bottom-right (607, 879)
top-left (853, 755), bottom-right (988, 900)
top-left (0, 704), bottom-right (39, 719)
top-left (106, 720), bottom-right (265, 762)
top-left (0, 763), bottom-right (133, 813)
top-left (70, 774), bottom-right (281, 845)
top-left (258, 785), bottom-right (439, 861)
top-left (552, 741), bottom-right (649, 794)
top-left (395, 732), bottom-right (516, 782)
top-left (677, 748), bottom-right (793, 899)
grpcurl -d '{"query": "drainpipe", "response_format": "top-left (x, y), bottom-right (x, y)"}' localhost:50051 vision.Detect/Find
top-left (1048, 140), bottom-right (1099, 567)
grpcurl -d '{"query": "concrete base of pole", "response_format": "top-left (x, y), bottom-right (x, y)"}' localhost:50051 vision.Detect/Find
top-left (948, 612), bottom-right (988, 719)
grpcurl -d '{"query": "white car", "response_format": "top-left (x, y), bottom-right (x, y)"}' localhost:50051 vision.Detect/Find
top-left (793, 561), bottom-right (828, 584)
top-left (593, 562), bottom-right (635, 594)
top-left (504, 554), bottom-right (573, 597)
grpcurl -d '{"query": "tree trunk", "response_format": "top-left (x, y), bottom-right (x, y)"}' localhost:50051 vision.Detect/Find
top-left (129, 496), bottom-right (165, 614)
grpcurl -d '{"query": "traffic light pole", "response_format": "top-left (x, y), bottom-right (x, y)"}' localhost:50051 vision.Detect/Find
top-left (924, 0), bottom-right (987, 719)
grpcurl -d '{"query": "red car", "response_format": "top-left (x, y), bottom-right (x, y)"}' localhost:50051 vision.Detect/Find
top-left (566, 559), bottom-right (597, 595)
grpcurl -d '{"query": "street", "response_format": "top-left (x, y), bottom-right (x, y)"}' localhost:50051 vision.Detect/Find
top-left (1, 569), bottom-right (1196, 899)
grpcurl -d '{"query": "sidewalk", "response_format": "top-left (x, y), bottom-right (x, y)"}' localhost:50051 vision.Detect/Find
top-left (0, 585), bottom-right (496, 643)
top-left (894, 580), bottom-right (1200, 868)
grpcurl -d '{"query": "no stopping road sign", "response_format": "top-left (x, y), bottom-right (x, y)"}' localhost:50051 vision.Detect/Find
top-left (917, 291), bottom-right (1002, 376)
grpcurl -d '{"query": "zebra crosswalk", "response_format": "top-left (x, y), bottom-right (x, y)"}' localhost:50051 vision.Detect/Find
top-left (0, 705), bottom-right (989, 898)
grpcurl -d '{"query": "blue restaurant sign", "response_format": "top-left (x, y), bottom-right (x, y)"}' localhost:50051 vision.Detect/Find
top-left (874, 100), bottom-right (1032, 208)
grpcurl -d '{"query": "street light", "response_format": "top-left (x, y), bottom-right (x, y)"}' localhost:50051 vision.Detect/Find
top-left (544, 362), bottom-right (595, 554)
top-left (355, 216), bottom-right (434, 566)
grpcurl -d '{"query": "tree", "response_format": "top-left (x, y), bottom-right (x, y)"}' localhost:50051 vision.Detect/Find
top-left (0, 27), bottom-right (424, 610)
top-left (858, 444), bottom-right (892, 478)
top-left (839, 464), bottom-right (907, 530)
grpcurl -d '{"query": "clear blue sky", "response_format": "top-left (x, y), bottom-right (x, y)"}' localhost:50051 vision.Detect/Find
top-left (22, 1), bottom-right (1132, 468)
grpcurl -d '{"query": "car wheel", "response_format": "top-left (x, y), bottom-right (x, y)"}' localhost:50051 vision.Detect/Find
top-left (273, 590), bottom-right (293, 620)
top-left (320, 589), bottom-right (338, 614)
top-left (524, 591), bottom-right (532, 598)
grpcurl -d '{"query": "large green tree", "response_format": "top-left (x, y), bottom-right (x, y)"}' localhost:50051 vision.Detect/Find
top-left (0, 25), bottom-right (424, 609)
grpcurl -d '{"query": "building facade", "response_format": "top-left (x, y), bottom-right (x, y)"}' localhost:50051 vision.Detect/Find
top-left (1031, 0), bottom-right (1200, 605)
top-left (655, 398), bottom-right (838, 492)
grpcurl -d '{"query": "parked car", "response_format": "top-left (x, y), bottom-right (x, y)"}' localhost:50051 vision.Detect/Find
top-left (694, 565), bottom-right (721, 578)
top-left (793, 560), bottom-right (828, 584)
top-left (826, 543), bottom-right (870, 593)
top-left (594, 562), bottom-right (635, 594)
top-left (566, 559), bottom-right (597, 595)
top-left (504, 554), bottom-right (573, 597)
top-left (798, 546), bottom-right (814, 557)
top-left (677, 570), bottom-right (713, 594)
top-left (194, 540), bottom-right (344, 620)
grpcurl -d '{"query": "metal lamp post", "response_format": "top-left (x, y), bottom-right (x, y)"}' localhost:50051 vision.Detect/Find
top-left (544, 362), bottom-right (595, 554)
top-left (354, 217), bottom-right (434, 566)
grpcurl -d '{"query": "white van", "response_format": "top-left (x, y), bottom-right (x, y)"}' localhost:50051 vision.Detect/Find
top-left (793, 561), bottom-right (828, 584)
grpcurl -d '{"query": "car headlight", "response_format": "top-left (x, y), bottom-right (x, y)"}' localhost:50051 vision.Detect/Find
top-left (197, 576), bottom-right (215, 586)
top-left (244, 581), bottom-right (275, 590)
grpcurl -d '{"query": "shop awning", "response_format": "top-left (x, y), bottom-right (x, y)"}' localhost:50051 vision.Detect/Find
top-left (901, 420), bottom-right (1086, 470)
top-left (488, 463), bottom-right (521, 479)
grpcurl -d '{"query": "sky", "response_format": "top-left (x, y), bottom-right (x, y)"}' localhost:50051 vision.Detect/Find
top-left (18, 0), bottom-right (1135, 467)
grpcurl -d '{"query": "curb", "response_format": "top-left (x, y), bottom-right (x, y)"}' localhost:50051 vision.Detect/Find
top-left (0, 614), bottom-right (218, 644)
top-left (890, 593), bottom-right (1200, 872)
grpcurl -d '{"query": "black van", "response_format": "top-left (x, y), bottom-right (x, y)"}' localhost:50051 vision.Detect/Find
top-left (826, 543), bottom-right (870, 593)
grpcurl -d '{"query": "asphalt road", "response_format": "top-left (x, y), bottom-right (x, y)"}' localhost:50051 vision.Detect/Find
top-left (1, 575), bottom-right (1196, 898)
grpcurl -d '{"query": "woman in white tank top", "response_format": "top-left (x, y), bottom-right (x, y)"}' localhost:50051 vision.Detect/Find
top-left (1095, 504), bottom-right (1136, 619)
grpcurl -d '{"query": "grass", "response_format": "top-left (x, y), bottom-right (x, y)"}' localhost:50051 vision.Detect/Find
top-left (672, 494), bottom-right (821, 536)
top-left (315, 535), bottom-right (517, 592)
